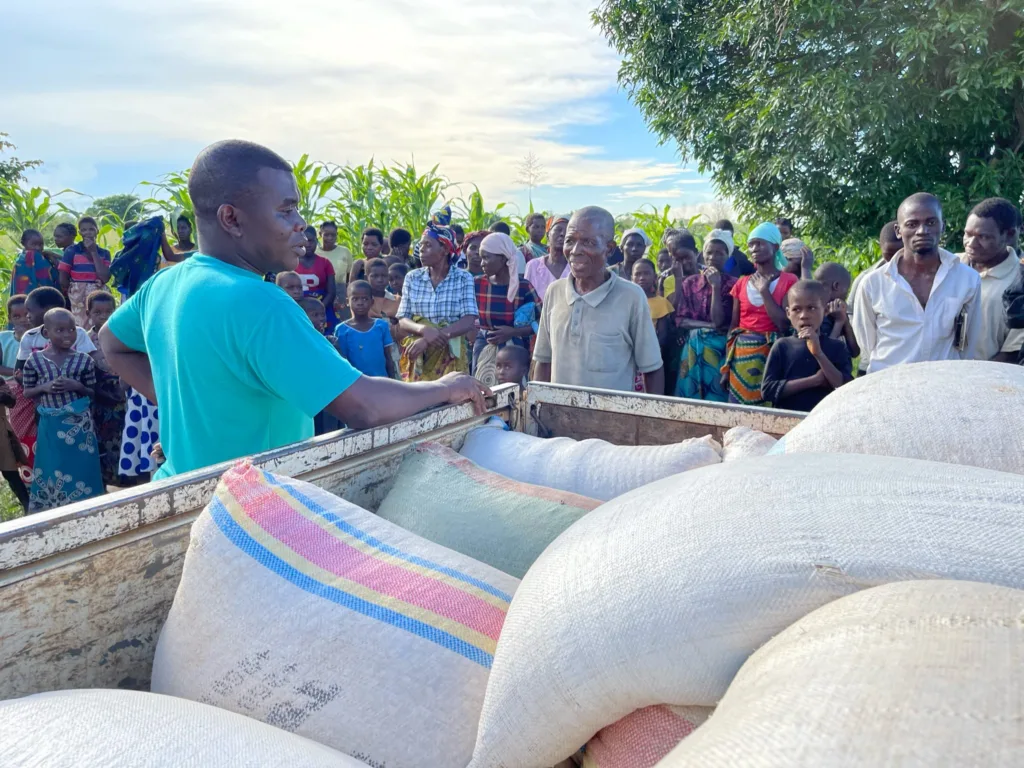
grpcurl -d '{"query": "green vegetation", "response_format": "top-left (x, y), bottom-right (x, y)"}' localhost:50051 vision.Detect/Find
top-left (594, 0), bottom-right (1024, 248)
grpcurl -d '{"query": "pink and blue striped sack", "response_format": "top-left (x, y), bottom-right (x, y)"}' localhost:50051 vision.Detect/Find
top-left (152, 462), bottom-right (520, 768)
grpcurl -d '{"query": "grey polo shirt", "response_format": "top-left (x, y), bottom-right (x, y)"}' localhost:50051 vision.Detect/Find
top-left (534, 270), bottom-right (663, 392)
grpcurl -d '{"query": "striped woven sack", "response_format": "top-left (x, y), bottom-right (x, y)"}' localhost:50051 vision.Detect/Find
top-left (152, 462), bottom-right (520, 768)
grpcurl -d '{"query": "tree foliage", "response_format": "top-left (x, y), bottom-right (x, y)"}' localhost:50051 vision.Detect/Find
top-left (594, 0), bottom-right (1024, 244)
top-left (85, 193), bottom-right (148, 222)
top-left (0, 133), bottom-right (41, 184)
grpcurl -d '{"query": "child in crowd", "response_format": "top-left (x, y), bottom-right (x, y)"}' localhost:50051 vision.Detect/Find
top-left (18, 287), bottom-right (97, 369)
top-left (0, 295), bottom-right (32, 378)
top-left (296, 226), bottom-right (338, 328)
top-left (334, 281), bottom-right (397, 379)
top-left (632, 259), bottom-right (675, 391)
top-left (59, 216), bottom-right (112, 327)
top-left (11, 230), bottom-right (60, 298)
top-left (495, 344), bottom-right (530, 387)
top-left (299, 296), bottom-right (347, 435)
top-left (275, 271), bottom-right (305, 302)
top-left (0, 377), bottom-right (28, 510)
top-left (388, 262), bottom-right (408, 298)
top-left (22, 308), bottom-right (102, 512)
top-left (761, 280), bottom-right (852, 412)
top-left (86, 291), bottom-right (132, 487)
top-left (813, 262), bottom-right (860, 358)
top-left (365, 258), bottom-right (400, 322)
top-left (53, 222), bottom-right (77, 253)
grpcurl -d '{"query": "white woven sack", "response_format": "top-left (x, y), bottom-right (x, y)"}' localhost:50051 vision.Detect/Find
top-left (458, 427), bottom-right (721, 501)
top-left (469, 453), bottom-right (1024, 768)
top-left (781, 360), bottom-right (1024, 474)
top-left (152, 462), bottom-right (520, 768)
top-left (658, 580), bottom-right (1024, 767)
top-left (721, 426), bottom-right (777, 462)
top-left (0, 689), bottom-right (364, 767)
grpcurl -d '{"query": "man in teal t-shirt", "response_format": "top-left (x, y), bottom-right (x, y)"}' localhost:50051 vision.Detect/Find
top-left (101, 140), bottom-right (488, 478)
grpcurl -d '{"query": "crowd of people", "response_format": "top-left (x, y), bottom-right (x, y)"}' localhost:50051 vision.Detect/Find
top-left (4, 138), bottom-right (1023, 517)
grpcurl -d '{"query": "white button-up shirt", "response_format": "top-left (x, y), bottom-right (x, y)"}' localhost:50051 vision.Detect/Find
top-left (853, 248), bottom-right (982, 373)
top-left (956, 248), bottom-right (1024, 361)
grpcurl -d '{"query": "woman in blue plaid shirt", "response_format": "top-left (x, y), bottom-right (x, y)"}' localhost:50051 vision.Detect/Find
top-left (397, 208), bottom-right (479, 381)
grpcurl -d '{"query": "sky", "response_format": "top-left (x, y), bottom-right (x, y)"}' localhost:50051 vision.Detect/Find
top-left (0, 0), bottom-right (720, 218)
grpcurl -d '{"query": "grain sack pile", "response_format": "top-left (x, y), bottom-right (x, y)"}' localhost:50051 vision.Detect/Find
top-left (720, 426), bottom-right (777, 462)
top-left (377, 442), bottom-right (600, 578)
top-left (780, 360), bottom-right (1024, 474)
top-left (152, 462), bottom-right (520, 768)
top-left (657, 580), bottom-right (1024, 766)
top-left (0, 689), bottom-right (366, 767)
top-left (468, 453), bottom-right (1024, 768)
top-left (458, 426), bottom-right (721, 501)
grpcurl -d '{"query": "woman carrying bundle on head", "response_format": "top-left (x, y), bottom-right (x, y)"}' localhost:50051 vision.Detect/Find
top-left (720, 222), bottom-right (797, 405)
top-left (397, 207), bottom-right (479, 382)
top-left (472, 233), bottom-right (541, 387)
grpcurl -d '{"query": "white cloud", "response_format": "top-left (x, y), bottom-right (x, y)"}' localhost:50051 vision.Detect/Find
top-left (0, 0), bottom-right (703, 210)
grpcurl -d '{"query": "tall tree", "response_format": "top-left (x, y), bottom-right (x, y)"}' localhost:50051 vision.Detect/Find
top-left (594, 0), bottom-right (1024, 243)
top-left (0, 132), bottom-right (41, 184)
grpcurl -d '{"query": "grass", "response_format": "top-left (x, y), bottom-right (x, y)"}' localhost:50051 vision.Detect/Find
top-left (0, 484), bottom-right (24, 522)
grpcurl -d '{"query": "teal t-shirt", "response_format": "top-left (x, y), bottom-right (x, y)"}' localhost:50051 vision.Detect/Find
top-left (107, 254), bottom-right (361, 478)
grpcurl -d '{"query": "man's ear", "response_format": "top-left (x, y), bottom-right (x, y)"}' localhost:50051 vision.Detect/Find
top-left (217, 203), bottom-right (243, 239)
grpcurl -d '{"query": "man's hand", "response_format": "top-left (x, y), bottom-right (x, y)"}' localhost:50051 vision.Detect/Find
top-left (486, 326), bottom-right (516, 346)
top-left (439, 372), bottom-right (491, 414)
top-left (420, 326), bottom-right (446, 346)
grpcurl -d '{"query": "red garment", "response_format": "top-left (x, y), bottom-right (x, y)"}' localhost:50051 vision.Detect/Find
top-left (294, 256), bottom-right (335, 298)
top-left (473, 276), bottom-right (540, 330)
top-left (730, 272), bottom-right (798, 333)
top-left (7, 380), bottom-right (36, 481)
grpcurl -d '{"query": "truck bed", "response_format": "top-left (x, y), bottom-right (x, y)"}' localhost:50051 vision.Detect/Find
top-left (0, 384), bottom-right (801, 700)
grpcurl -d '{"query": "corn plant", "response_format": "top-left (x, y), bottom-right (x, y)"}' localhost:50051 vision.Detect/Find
top-left (140, 170), bottom-right (193, 228)
top-left (0, 181), bottom-right (72, 240)
top-left (293, 154), bottom-right (344, 225)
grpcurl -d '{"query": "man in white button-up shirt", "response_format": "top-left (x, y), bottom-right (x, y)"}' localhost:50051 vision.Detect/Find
top-left (958, 197), bottom-right (1024, 363)
top-left (854, 193), bottom-right (982, 374)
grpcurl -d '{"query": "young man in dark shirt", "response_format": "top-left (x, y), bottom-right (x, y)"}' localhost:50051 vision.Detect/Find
top-left (761, 279), bottom-right (852, 412)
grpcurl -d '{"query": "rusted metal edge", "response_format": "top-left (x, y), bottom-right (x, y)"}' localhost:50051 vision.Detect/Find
top-left (0, 387), bottom-right (519, 573)
top-left (524, 383), bottom-right (804, 436)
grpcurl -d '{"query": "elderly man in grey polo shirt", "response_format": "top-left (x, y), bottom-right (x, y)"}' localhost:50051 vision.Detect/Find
top-left (534, 206), bottom-right (665, 393)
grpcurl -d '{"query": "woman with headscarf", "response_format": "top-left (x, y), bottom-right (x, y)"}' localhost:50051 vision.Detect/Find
top-left (523, 215), bottom-right (570, 301)
top-left (674, 229), bottom-right (738, 401)
top-left (397, 207), bottom-right (479, 382)
top-left (456, 230), bottom-right (490, 276)
top-left (720, 222), bottom-right (797, 405)
top-left (471, 233), bottom-right (541, 386)
top-left (519, 213), bottom-right (549, 264)
top-left (614, 228), bottom-right (652, 278)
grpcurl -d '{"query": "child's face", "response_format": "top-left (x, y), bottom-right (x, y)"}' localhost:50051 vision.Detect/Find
top-left (43, 315), bottom-right (77, 351)
top-left (349, 288), bottom-right (373, 317)
top-left (321, 226), bottom-right (338, 250)
top-left (368, 265), bottom-right (389, 295)
top-left (388, 269), bottom-right (405, 296)
top-left (88, 300), bottom-right (115, 330)
top-left (362, 235), bottom-right (382, 260)
top-left (496, 351), bottom-right (528, 385)
top-left (786, 290), bottom-right (825, 334)
top-left (304, 231), bottom-right (318, 257)
top-left (656, 250), bottom-right (672, 273)
top-left (631, 261), bottom-right (656, 296)
top-left (23, 233), bottom-right (44, 252)
top-left (54, 228), bottom-right (75, 249)
top-left (304, 303), bottom-right (327, 332)
top-left (278, 274), bottom-right (304, 301)
top-left (26, 300), bottom-right (48, 328)
top-left (9, 304), bottom-right (31, 335)
top-left (79, 222), bottom-right (98, 244)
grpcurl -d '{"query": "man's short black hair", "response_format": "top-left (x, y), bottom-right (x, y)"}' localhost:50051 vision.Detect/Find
top-left (789, 279), bottom-right (829, 305)
top-left (813, 262), bottom-right (851, 287)
top-left (898, 192), bottom-right (943, 221)
top-left (970, 198), bottom-right (1020, 234)
top-left (489, 221), bottom-right (512, 235)
top-left (362, 227), bottom-right (384, 244)
top-left (298, 296), bottom-right (325, 313)
top-left (20, 229), bottom-right (42, 246)
top-left (189, 139), bottom-right (293, 218)
top-left (348, 279), bottom-right (372, 295)
top-left (54, 222), bottom-right (77, 238)
top-left (388, 228), bottom-right (412, 249)
top-left (714, 219), bottom-right (734, 232)
top-left (27, 286), bottom-right (67, 312)
top-left (320, 220), bottom-right (338, 231)
top-left (880, 220), bottom-right (900, 244)
top-left (86, 290), bottom-right (116, 312)
top-left (631, 258), bottom-right (656, 275)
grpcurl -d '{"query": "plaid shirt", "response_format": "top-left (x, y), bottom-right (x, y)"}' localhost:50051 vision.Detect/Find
top-left (397, 266), bottom-right (478, 324)
top-left (23, 350), bottom-right (97, 410)
top-left (474, 276), bottom-right (541, 330)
